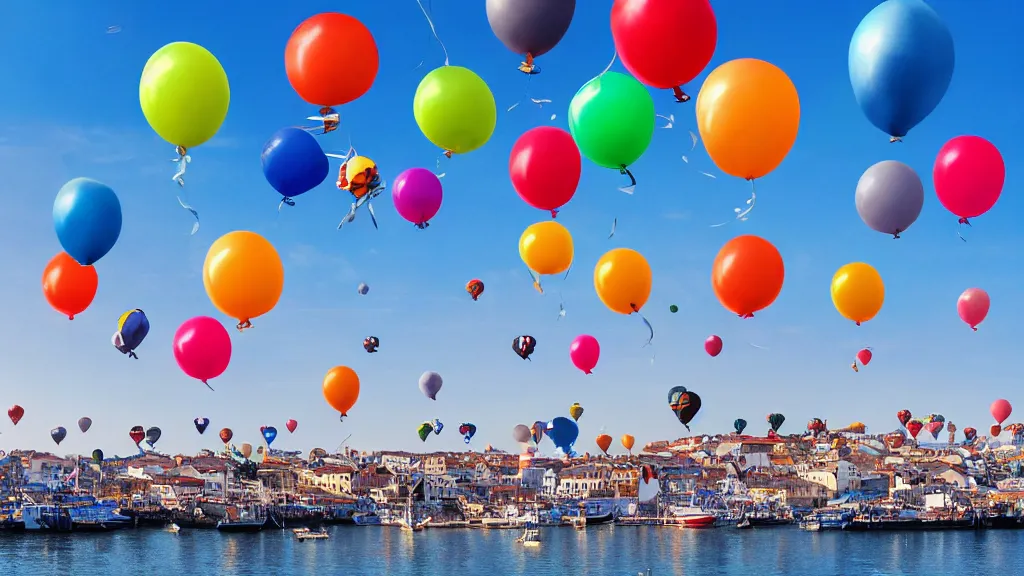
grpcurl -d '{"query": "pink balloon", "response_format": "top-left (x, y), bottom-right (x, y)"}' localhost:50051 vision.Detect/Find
top-left (957, 288), bottom-right (990, 331)
top-left (991, 399), bottom-right (1012, 425)
top-left (856, 349), bottom-right (872, 366)
top-left (173, 316), bottom-right (231, 390)
top-left (704, 335), bottom-right (723, 357)
top-left (569, 335), bottom-right (600, 374)
top-left (933, 135), bottom-right (1005, 220)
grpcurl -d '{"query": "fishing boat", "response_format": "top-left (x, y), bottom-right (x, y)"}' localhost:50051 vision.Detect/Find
top-left (516, 521), bottom-right (541, 547)
top-left (216, 506), bottom-right (265, 533)
top-left (799, 510), bottom-right (853, 531)
top-left (671, 505), bottom-right (717, 529)
top-left (295, 527), bottom-right (330, 541)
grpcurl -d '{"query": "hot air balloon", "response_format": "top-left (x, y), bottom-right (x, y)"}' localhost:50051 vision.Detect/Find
top-left (547, 417), bottom-right (579, 455)
top-left (466, 279), bottom-right (484, 300)
top-left (78, 417), bottom-right (92, 433)
top-left (512, 335), bottom-right (537, 360)
top-left (219, 428), bottom-right (233, 444)
top-left (990, 424), bottom-right (1002, 437)
top-left (129, 425), bottom-right (145, 446)
top-left (837, 422), bottom-right (865, 434)
top-left (262, 426), bottom-right (278, 446)
top-left (767, 413), bottom-right (785, 434)
top-left (417, 421), bottom-right (434, 442)
top-left (240, 443), bottom-right (253, 459)
top-left (286, 419), bottom-right (298, 433)
top-left (194, 417), bottom-right (210, 434)
top-left (8, 405), bottom-right (24, 426)
top-left (91, 449), bottom-right (104, 464)
top-left (621, 434), bottom-right (635, 454)
top-left (595, 434), bottom-right (612, 455)
top-left (112, 308), bottom-right (150, 359)
top-left (925, 421), bottom-right (943, 440)
top-left (419, 371), bottom-right (443, 401)
top-left (991, 399), bottom-right (1012, 426)
top-left (906, 420), bottom-right (923, 440)
top-left (431, 419), bottom-right (444, 435)
top-left (897, 410), bottom-right (912, 428)
top-left (569, 402), bottom-right (584, 421)
top-left (807, 418), bottom-right (826, 436)
top-left (145, 427), bottom-right (162, 448)
top-left (531, 421), bottom-right (546, 445)
top-left (51, 427), bottom-right (67, 445)
top-left (963, 427), bottom-right (977, 443)
top-left (513, 424), bottom-right (531, 444)
top-left (884, 432), bottom-right (905, 450)
top-left (674, 391), bottom-right (702, 432)
top-left (733, 419), bottom-right (747, 435)
top-left (851, 348), bottom-right (872, 372)
top-left (459, 423), bottom-right (477, 444)
top-left (667, 386), bottom-right (687, 412)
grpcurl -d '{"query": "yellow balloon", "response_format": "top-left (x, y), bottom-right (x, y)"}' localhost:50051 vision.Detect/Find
top-left (203, 231), bottom-right (284, 329)
top-left (594, 248), bottom-right (652, 315)
top-left (519, 221), bottom-right (573, 275)
top-left (831, 262), bottom-right (884, 325)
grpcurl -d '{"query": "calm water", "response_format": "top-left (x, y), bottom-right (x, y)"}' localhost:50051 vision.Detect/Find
top-left (0, 525), bottom-right (1020, 575)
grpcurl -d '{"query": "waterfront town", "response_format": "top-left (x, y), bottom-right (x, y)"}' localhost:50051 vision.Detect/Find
top-left (2, 421), bottom-right (1024, 537)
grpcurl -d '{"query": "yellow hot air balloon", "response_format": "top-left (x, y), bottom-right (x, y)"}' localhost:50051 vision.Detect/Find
top-left (838, 422), bottom-right (866, 434)
top-left (569, 402), bottom-right (584, 421)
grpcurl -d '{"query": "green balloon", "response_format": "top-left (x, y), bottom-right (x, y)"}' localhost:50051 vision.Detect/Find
top-left (669, 305), bottom-right (678, 313)
top-left (140, 42), bottom-right (230, 149)
top-left (568, 72), bottom-right (655, 170)
top-left (414, 66), bottom-right (496, 155)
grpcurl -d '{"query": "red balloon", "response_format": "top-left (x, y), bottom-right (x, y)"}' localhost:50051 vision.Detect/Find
top-left (856, 349), bottom-right (872, 366)
top-left (933, 135), bottom-right (1004, 220)
top-left (509, 127), bottom-right (581, 217)
top-left (8, 405), bottom-right (24, 426)
top-left (285, 13), bottom-right (379, 107)
top-left (286, 419), bottom-right (298, 433)
top-left (611, 0), bottom-right (717, 99)
top-left (42, 252), bottom-right (98, 320)
top-left (704, 335), bottom-right (722, 357)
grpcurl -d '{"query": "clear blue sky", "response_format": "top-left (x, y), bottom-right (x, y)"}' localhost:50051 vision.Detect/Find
top-left (0, 1), bottom-right (1021, 457)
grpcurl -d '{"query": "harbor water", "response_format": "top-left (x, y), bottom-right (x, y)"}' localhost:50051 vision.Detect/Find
top-left (0, 525), bottom-right (1021, 576)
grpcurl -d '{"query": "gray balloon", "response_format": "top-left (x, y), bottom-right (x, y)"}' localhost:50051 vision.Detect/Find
top-left (486, 0), bottom-right (576, 58)
top-left (78, 417), bottom-right (92, 433)
top-left (357, 283), bottom-right (369, 295)
top-left (512, 424), bottom-right (531, 443)
top-left (855, 160), bottom-right (924, 238)
top-left (419, 371), bottom-right (443, 401)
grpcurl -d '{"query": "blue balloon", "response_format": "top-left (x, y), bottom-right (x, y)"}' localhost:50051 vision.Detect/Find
top-left (261, 128), bottom-right (330, 201)
top-left (546, 416), bottom-right (579, 454)
top-left (262, 426), bottom-right (278, 446)
top-left (53, 178), bottom-right (122, 265)
top-left (849, 0), bottom-right (954, 139)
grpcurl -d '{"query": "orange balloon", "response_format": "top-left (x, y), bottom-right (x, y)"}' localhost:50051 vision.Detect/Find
top-left (285, 13), bottom-right (379, 107)
top-left (696, 58), bottom-right (800, 180)
top-left (621, 434), bottom-right (635, 452)
top-left (42, 252), bottom-right (98, 320)
top-left (595, 434), bottom-right (612, 455)
top-left (711, 235), bottom-right (784, 317)
top-left (323, 366), bottom-right (360, 417)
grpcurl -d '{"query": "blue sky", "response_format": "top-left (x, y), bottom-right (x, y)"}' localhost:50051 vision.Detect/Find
top-left (0, 1), bottom-right (1021, 457)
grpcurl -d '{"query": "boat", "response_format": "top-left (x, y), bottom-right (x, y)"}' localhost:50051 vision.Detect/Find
top-left (21, 504), bottom-right (72, 532)
top-left (736, 517), bottom-right (752, 529)
top-left (516, 522), bottom-right (541, 547)
top-left (67, 501), bottom-right (133, 532)
top-left (167, 523), bottom-right (181, 534)
top-left (396, 501), bottom-right (430, 532)
top-left (846, 508), bottom-right (978, 531)
top-left (216, 506), bottom-right (265, 533)
top-left (295, 527), bottom-right (330, 541)
top-left (585, 511), bottom-right (615, 525)
top-left (353, 512), bottom-right (382, 526)
top-left (799, 509), bottom-right (853, 531)
top-left (671, 505), bottom-right (717, 529)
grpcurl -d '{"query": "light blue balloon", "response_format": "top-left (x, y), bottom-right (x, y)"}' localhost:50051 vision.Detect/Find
top-left (53, 178), bottom-right (122, 265)
top-left (849, 0), bottom-right (954, 138)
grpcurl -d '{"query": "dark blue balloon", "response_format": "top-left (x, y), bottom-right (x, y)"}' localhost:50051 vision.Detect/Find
top-left (261, 128), bottom-right (329, 200)
top-left (53, 178), bottom-right (122, 265)
top-left (262, 426), bottom-right (278, 446)
top-left (546, 416), bottom-right (579, 454)
top-left (849, 0), bottom-right (954, 138)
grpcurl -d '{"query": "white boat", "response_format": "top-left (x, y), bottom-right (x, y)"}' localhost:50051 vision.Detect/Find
top-left (516, 523), bottom-right (541, 547)
top-left (167, 522), bottom-right (181, 534)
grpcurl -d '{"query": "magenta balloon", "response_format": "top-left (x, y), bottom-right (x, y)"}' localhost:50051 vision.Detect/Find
top-left (933, 136), bottom-right (1005, 220)
top-left (957, 288), bottom-right (990, 331)
top-left (568, 334), bottom-right (600, 374)
top-left (704, 335), bottom-right (723, 357)
top-left (392, 168), bottom-right (443, 227)
top-left (173, 316), bottom-right (231, 388)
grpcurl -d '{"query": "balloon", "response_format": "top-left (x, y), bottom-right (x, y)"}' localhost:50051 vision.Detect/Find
top-left (595, 434), bottom-right (612, 455)
top-left (856, 349), bottom-right (873, 366)
top-left (51, 427), bottom-right (67, 446)
top-left (711, 236), bottom-right (784, 317)
top-left (92, 449), bottom-right (104, 464)
top-left (594, 248), bottom-right (652, 314)
top-left (610, 0), bottom-right (717, 99)
top-left (413, 66), bottom-right (496, 156)
top-left (145, 427), bottom-right (162, 448)
top-left (568, 72), bottom-right (655, 171)
top-left (906, 420), bottom-right (923, 439)
top-left (8, 405), bottom-right (24, 426)
top-left (990, 424), bottom-right (1003, 437)
top-left (140, 42), bottom-right (230, 148)
top-left (240, 443), bottom-right (252, 460)
top-left (530, 421), bottom-right (546, 445)
top-left (418, 371), bottom-right (443, 401)
top-left (42, 252), bottom-right (98, 320)
top-left (568, 403), bottom-right (585, 422)
top-left (991, 399), bottom-right (1012, 425)
top-left (519, 221), bottom-right (573, 275)
top-left (509, 127), bottom-right (581, 217)
top-left (78, 417), bottom-right (92, 433)
top-left (286, 419), bottom-right (298, 433)
top-left (704, 335), bottom-right (723, 357)
top-left (261, 128), bottom-right (330, 202)
top-left (848, 0), bottom-right (954, 139)
top-left (53, 178), bottom-right (122, 266)
top-left (219, 428), bottom-right (233, 444)
top-left (621, 434), bottom-right (635, 452)
top-left (285, 13), bottom-right (378, 107)
top-left (323, 366), bottom-right (360, 417)
top-left (696, 59), bottom-right (800, 180)
top-left (854, 161), bottom-right (924, 238)
top-left (262, 426), bottom-right (278, 446)
top-left (547, 417), bottom-right (579, 454)
top-left (933, 136), bottom-right (1005, 220)
top-left (957, 288), bottom-right (990, 331)
top-left (767, 413), bottom-right (786, 433)
top-left (173, 316), bottom-right (232, 389)
top-left (392, 168), bottom-right (443, 228)
top-left (194, 417), bottom-right (209, 434)
top-left (513, 424), bottom-right (532, 444)
top-left (204, 231), bottom-right (284, 329)
top-left (358, 283), bottom-right (370, 295)
top-left (486, 0), bottom-right (575, 62)
top-left (569, 335), bottom-right (600, 375)
top-left (112, 309), bottom-right (150, 359)
top-left (733, 419), bottom-right (747, 435)
top-left (129, 426), bottom-right (144, 446)
top-left (897, 409), bottom-right (912, 427)
top-left (831, 263), bottom-right (884, 325)
top-left (669, 305), bottom-right (678, 313)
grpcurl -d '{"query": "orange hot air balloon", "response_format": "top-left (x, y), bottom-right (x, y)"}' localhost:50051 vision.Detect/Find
top-left (621, 434), bottom-right (635, 453)
top-left (323, 366), bottom-right (360, 418)
top-left (595, 434), bottom-right (612, 455)
top-left (711, 235), bottom-right (784, 318)
top-left (42, 252), bottom-right (99, 320)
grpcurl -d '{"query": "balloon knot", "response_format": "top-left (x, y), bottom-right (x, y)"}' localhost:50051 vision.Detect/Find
top-left (892, 230), bottom-right (902, 239)
top-left (619, 166), bottom-right (637, 187)
top-left (281, 197), bottom-right (296, 207)
top-left (855, 321), bottom-right (862, 326)
top-left (889, 137), bottom-right (903, 143)
top-left (550, 209), bottom-right (559, 218)
top-left (415, 221), bottom-right (429, 229)
top-left (128, 351), bottom-right (138, 360)
top-left (443, 150), bottom-right (453, 159)
top-left (958, 217), bottom-right (971, 226)
top-left (67, 315), bottom-right (75, 321)
top-left (672, 86), bottom-right (690, 103)
top-left (202, 381), bottom-right (215, 391)
top-left (972, 326), bottom-right (978, 332)
top-left (740, 313), bottom-right (753, 319)
top-left (236, 320), bottom-right (253, 331)
top-left (584, 370), bottom-right (592, 375)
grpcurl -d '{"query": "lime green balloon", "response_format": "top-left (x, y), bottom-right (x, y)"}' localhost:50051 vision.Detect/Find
top-left (414, 66), bottom-right (496, 155)
top-left (140, 42), bottom-right (230, 149)
top-left (568, 72), bottom-right (655, 169)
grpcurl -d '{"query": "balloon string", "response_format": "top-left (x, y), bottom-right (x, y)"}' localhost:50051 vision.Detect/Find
top-left (631, 304), bottom-right (654, 347)
top-left (599, 51), bottom-right (617, 76)
top-left (957, 218), bottom-right (971, 242)
top-left (710, 179), bottom-right (756, 228)
top-left (171, 146), bottom-right (200, 235)
top-left (278, 197), bottom-right (295, 211)
top-left (237, 320), bottom-right (252, 331)
top-left (415, 0), bottom-right (449, 66)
